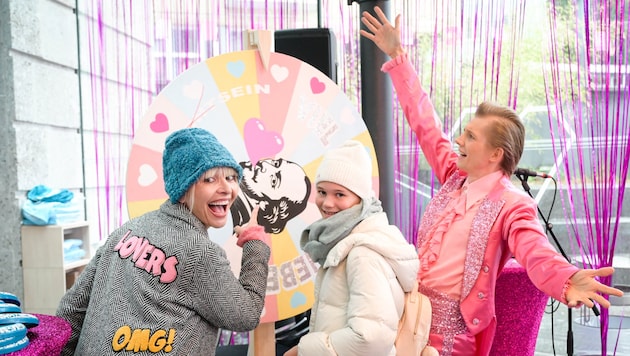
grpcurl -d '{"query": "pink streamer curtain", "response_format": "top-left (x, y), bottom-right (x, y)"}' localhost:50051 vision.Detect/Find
top-left (393, 1), bottom-right (527, 242)
top-left (82, 0), bottom-right (153, 242)
top-left (544, 0), bottom-right (629, 352)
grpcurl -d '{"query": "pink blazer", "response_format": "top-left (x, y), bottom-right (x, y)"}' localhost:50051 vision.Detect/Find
top-left (383, 54), bottom-right (579, 355)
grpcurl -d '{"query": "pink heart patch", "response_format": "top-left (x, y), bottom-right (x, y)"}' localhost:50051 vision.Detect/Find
top-left (244, 118), bottom-right (284, 164)
top-left (310, 77), bottom-right (325, 94)
top-left (150, 113), bottom-right (169, 133)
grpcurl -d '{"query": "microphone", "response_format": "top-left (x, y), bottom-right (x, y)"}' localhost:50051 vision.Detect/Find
top-left (513, 168), bottom-right (551, 178)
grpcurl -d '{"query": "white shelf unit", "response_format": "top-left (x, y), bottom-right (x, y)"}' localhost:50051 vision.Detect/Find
top-left (21, 221), bottom-right (92, 315)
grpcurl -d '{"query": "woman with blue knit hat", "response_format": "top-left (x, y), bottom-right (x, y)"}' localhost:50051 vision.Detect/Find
top-left (56, 127), bottom-right (271, 356)
top-left (284, 140), bottom-right (420, 356)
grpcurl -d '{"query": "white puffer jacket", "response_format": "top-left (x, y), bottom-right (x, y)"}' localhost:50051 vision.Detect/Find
top-left (298, 212), bottom-right (420, 356)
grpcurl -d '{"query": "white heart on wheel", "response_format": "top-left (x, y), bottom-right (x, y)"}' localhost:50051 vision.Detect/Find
top-left (138, 164), bottom-right (158, 187)
top-left (271, 64), bottom-right (289, 83)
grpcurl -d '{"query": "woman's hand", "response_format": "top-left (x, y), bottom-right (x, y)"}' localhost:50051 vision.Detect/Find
top-left (233, 205), bottom-right (270, 247)
top-left (359, 6), bottom-right (405, 58)
top-left (283, 346), bottom-right (298, 356)
top-left (234, 205), bottom-right (260, 236)
top-left (566, 267), bottom-right (624, 308)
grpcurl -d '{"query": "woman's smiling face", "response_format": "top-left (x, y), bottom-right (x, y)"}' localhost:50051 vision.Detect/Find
top-left (184, 167), bottom-right (240, 228)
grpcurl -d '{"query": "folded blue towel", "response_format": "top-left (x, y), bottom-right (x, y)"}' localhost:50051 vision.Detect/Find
top-left (26, 185), bottom-right (74, 203)
top-left (21, 188), bottom-right (83, 226)
top-left (63, 239), bottom-right (83, 253)
top-left (64, 248), bottom-right (86, 263)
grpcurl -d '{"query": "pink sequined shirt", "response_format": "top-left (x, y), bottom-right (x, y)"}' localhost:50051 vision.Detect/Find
top-left (419, 171), bottom-right (505, 300)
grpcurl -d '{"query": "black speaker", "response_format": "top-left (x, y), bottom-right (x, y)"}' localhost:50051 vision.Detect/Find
top-left (274, 28), bottom-right (337, 83)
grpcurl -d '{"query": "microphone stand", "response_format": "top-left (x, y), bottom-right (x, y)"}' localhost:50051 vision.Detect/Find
top-left (514, 172), bottom-right (588, 356)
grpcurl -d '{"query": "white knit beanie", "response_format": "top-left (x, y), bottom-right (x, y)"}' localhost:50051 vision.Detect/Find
top-left (315, 140), bottom-right (374, 202)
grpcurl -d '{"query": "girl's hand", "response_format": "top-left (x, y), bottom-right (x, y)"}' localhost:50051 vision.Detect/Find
top-left (283, 346), bottom-right (298, 356)
top-left (359, 6), bottom-right (405, 58)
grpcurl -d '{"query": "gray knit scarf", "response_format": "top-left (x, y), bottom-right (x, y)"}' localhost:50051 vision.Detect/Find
top-left (300, 197), bottom-right (383, 266)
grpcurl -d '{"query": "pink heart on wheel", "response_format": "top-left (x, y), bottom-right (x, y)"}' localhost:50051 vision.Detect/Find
top-left (310, 77), bottom-right (326, 94)
top-left (150, 113), bottom-right (169, 133)
top-left (244, 118), bottom-right (284, 164)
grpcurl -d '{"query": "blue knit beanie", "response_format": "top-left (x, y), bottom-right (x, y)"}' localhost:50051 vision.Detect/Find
top-left (162, 127), bottom-right (243, 203)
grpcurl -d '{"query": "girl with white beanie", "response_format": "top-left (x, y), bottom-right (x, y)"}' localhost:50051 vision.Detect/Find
top-left (284, 140), bottom-right (420, 356)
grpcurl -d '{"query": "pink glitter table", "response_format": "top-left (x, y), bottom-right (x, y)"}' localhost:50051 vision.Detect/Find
top-left (6, 314), bottom-right (71, 356)
top-left (490, 258), bottom-right (549, 356)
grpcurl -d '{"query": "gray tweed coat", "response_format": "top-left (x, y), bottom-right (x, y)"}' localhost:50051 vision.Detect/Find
top-left (56, 201), bottom-right (270, 355)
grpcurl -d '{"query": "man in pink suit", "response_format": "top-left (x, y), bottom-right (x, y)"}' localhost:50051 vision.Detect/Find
top-left (360, 7), bottom-right (624, 356)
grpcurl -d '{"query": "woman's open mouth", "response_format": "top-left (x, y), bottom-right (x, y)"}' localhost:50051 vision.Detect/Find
top-left (209, 200), bottom-right (229, 216)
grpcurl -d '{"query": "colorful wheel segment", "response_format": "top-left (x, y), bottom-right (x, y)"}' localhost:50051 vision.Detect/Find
top-left (126, 50), bottom-right (378, 323)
